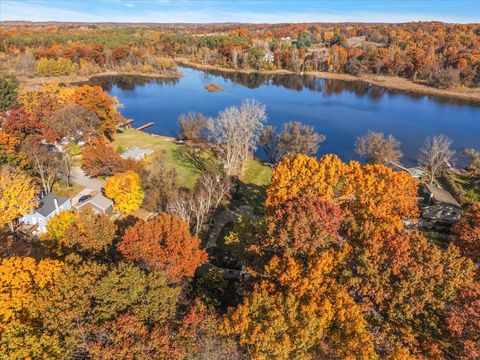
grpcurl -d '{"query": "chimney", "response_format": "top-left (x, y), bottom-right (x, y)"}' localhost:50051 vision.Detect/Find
top-left (54, 198), bottom-right (59, 215)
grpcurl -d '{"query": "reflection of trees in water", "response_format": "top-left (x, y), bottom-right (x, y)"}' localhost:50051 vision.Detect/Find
top-left (88, 76), bottom-right (179, 91)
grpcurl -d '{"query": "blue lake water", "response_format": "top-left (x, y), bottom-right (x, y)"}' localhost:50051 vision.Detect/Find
top-left (91, 66), bottom-right (480, 166)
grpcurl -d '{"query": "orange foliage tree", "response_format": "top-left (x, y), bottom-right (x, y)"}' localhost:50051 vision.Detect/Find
top-left (224, 249), bottom-right (376, 359)
top-left (118, 214), bottom-right (207, 282)
top-left (70, 85), bottom-right (123, 138)
top-left (453, 202), bottom-right (480, 262)
top-left (266, 154), bottom-right (348, 208)
top-left (0, 131), bottom-right (29, 168)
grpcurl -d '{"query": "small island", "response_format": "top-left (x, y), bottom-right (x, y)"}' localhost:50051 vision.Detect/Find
top-left (204, 83), bottom-right (224, 92)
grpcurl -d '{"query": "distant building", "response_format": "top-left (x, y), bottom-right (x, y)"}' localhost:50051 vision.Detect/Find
top-left (120, 147), bottom-right (154, 161)
top-left (263, 51), bottom-right (275, 63)
top-left (19, 194), bottom-right (72, 233)
top-left (420, 183), bottom-right (462, 225)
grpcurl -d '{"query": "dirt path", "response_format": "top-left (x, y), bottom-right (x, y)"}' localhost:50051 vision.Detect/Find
top-left (177, 57), bottom-right (480, 103)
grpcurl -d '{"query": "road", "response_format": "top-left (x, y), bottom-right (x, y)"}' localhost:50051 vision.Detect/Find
top-left (71, 166), bottom-right (104, 190)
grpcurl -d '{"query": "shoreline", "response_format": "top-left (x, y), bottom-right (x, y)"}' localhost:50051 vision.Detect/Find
top-left (19, 70), bottom-right (183, 89)
top-left (176, 58), bottom-right (480, 104)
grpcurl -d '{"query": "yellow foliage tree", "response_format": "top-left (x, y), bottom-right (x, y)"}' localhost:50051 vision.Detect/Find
top-left (224, 248), bottom-right (376, 359)
top-left (0, 257), bottom-right (64, 358)
top-left (104, 171), bottom-right (144, 214)
top-left (0, 257), bottom-right (63, 324)
top-left (43, 211), bottom-right (79, 252)
top-left (0, 166), bottom-right (39, 231)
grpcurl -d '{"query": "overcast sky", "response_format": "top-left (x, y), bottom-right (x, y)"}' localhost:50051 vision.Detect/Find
top-left (1, 0), bottom-right (479, 24)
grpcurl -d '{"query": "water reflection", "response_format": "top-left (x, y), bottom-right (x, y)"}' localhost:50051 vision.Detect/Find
top-left (88, 67), bottom-right (479, 107)
top-left (88, 75), bottom-right (180, 91)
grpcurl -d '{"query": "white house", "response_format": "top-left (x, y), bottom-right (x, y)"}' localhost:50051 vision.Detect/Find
top-left (120, 147), bottom-right (154, 161)
top-left (20, 194), bottom-right (72, 233)
top-left (74, 192), bottom-right (114, 216)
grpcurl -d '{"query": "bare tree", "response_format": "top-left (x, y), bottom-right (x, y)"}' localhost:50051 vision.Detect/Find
top-left (464, 148), bottom-right (480, 178)
top-left (23, 142), bottom-right (61, 194)
top-left (47, 103), bottom-right (100, 143)
top-left (418, 134), bottom-right (455, 183)
top-left (167, 173), bottom-right (232, 237)
top-left (355, 131), bottom-right (403, 165)
top-left (277, 121), bottom-right (325, 159)
top-left (259, 125), bottom-right (279, 163)
top-left (178, 112), bottom-right (207, 141)
top-left (141, 154), bottom-right (179, 212)
top-left (259, 121), bottom-right (325, 163)
top-left (208, 99), bottom-right (267, 176)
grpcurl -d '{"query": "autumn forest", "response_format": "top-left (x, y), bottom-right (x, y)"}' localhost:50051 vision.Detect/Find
top-left (0, 2), bottom-right (479, 360)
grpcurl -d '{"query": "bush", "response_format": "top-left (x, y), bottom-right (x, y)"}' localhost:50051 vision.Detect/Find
top-left (429, 67), bottom-right (460, 88)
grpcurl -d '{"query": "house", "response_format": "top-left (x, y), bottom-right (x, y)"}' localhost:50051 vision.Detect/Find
top-left (389, 161), bottom-right (427, 179)
top-left (419, 183), bottom-right (462, 225)
top-left (73, 191), bottom-right (114, 216)
top-left (262, 51), bottom-right (275, 63)
top-left (120, 147), bottom-right (154, 161)
top-left (19, 194), bottom-right (72, 233)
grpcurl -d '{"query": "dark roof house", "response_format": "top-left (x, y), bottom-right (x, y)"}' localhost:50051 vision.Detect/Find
top-left (420, 183), bottom-right (462, 225)
top-left (19, 194), bottom-right (72, 233)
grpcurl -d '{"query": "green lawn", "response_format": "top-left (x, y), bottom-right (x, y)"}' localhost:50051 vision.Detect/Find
top-left (112, 129), bottom-right (273, 197)
top-left (452, 174), bottom-right (480, 202)
top-left (112, 129), bottom-right (214, 188)
top-left (234, 158), bottom-right (273, 214)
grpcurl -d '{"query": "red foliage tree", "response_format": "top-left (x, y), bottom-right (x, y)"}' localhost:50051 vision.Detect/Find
top-left (2, 108), bottom-right (57, 142)
top-left (81, 140), bottom-right (142, 177)
top-left (445, 283), bottom-right (480, 359)
top-left (118, 214), bottom-right (207, 282)
top-left (265, 195), bottom-right (343, 255)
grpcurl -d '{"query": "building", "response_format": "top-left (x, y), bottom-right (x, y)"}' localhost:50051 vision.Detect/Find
top-left (73, 191), bottom-right (114, 216)
top-left (120, 147), bottom-right (154, 161)
top-left (19, 194), bottom-right (72, 233)
top-left (389, 161), bottom-right (426, 179)
top-left (420, 183), bottom-right (462, 226)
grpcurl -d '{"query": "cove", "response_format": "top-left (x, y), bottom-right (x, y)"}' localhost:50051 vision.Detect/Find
top-left (90, 66), bottom-right (480, 167)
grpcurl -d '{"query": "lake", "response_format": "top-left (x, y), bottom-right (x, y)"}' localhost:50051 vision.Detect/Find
top-left (91, 66), bottom-right (480, 166)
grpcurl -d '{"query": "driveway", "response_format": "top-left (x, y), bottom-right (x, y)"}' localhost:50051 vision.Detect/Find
top-left (71, 166), bottom-right (104, 190)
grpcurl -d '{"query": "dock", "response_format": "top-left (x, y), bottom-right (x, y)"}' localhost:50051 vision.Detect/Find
top-left (120, 119), bottom-right (135, 128)
top-left (136, 122), bottom-right (155, 131)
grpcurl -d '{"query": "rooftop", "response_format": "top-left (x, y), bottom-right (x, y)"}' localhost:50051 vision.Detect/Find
top-left (120, 146), bottom-right (154, 160)
top-left (76, 192), bottom-right (113, 210)
top-left (424, 183), bottom-right (461, 208)
top-left (36, 194), bottom-right (69, 217)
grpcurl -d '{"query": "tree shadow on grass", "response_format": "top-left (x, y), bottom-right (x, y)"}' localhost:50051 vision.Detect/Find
top-left (173, 147), bottom-right (221, 174)
top-left (231, 180), bottom-right (268, 216)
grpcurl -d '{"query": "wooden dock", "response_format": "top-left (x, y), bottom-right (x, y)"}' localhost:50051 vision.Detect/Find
top-left (121, 119), bottom-right (134, 128)
top-left (136, 122), bottom-right (155, 131)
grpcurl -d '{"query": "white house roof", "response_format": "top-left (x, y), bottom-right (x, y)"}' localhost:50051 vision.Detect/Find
top-left (76, 193), bottom-right (113, 211)
top-left (120, 147), bottom-right (154, 159)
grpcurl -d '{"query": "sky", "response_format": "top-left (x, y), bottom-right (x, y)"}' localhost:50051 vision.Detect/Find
top-left (1, 0), bottom-right (479, 24)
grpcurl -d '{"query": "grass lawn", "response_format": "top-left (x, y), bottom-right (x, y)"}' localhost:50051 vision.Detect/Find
top-left (51, 181), bottom-right (84, 198)
top-left (234, 158), bottom-right (273, 214)
top-left (452, 174), bottom-right (480, 202)
top-left (112, 129), bottom-right (219, 188)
